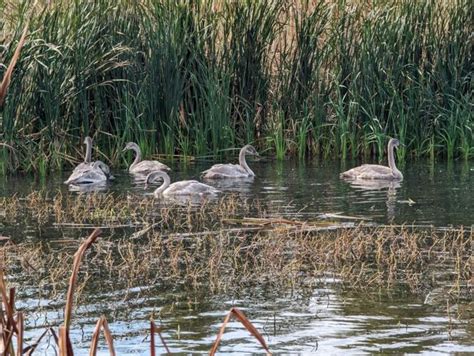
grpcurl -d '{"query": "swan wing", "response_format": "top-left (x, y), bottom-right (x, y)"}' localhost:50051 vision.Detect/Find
top-left (340, 164), bottom-right (396, 180)
top-left (165, 180), bottom-right (220, 195)
top-left (65, 166), bottom-right (107, 185)
top-left (202, 163), bottom-right (248, 179)
top-left (131, 160), bottom-right (170, 175)
top-left (72, 162), bottom-right (93, 174)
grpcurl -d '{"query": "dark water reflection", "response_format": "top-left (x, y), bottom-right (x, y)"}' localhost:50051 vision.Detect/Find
top-left (1, 160), bottom-right (473, 354)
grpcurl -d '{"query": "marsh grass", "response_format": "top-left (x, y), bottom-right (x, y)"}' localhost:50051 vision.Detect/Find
top-left (0, 0), bottom-right (471, 174)
top-left (1, 192), bottom-right (472, 299)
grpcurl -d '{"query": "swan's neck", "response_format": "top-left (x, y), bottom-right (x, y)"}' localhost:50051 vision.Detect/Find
top-left (84, 140), bottom-right (92, 163)
top-left (239, 148), bottom-right (254, 176)
top-left (154, 173), bottom-right (170, 196)
top-left (130, 146), bottom-right (142, 170)
top-left (387, 143), bottom-right (402, 178)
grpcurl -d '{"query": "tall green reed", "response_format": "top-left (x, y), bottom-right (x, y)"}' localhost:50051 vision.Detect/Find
top-left (0, 0), bottom-right (471, 174)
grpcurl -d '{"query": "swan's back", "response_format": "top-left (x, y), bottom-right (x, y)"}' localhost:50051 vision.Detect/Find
top-left (64, 166), bottom-right (107, 185)
top-left (340, 164), bottom-right (396, 180)
top-left (72, 162), bottom-right (93, 174)
top-left (202, 163), bottom-right (249, 179)
top-left (131, 160), bottom-right (170, 175)
top-left (165, 180), bottom-right (219, 196)
top-left (65, 161), bottom-right (109, 185)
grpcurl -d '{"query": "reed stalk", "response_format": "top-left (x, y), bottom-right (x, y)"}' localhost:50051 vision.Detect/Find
top-left (0, 1), bottom-right (471, 170)
top-left (210, 307), bottom-right (271, 355)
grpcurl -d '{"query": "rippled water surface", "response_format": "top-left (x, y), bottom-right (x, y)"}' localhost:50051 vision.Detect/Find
top-left (1, 160), bottom-right (473, 354)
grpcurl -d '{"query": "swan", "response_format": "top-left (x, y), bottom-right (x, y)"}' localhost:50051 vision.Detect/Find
top-left (201, 145), bottom-right (259, 179)
top-left (71, 136), bottom-right (111, 175)
top-left (72, 136), bottom-right (93, 173)
top-left (123, 142), bottom-right (170, 175)
top-left (146, 171), bottom-right (220, 196)
top-left (64, 161), bottom-right (111, 185)
top-left (340, 138), bottom-right (403, 180)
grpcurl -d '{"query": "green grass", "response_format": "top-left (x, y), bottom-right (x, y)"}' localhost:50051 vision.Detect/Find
top-left (0, 0), bottom-right (472, 174)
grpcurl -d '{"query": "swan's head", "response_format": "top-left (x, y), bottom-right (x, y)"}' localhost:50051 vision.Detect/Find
top-left (123, 142), bottom-right (140, 152)
top-left (83, 136), bottom-right (93, 146)
top-left (243, 145), bottom-right (259, 156)
top-left (145, 171), bottom-right (168, 186)
top-left (389, 138), bottom-right (402, 149)
top-left (92, 160), bottom-right (110, 175)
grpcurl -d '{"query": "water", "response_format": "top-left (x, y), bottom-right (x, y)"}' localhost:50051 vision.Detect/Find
top-left (1, 160), bottom-right (473, 354)
top-left (2, 160), bottom-right (473, 226)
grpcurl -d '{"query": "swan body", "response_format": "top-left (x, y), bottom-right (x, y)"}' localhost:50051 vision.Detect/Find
top-left (71, 136), bottom-right (111, 175)
top-left (64, 161), bottom-right (111, 185)
top-left (146, 171), bottom-right (220, 197)
top-left (340, 138), bottom-right (403, 180)
top-left (123, 142), bottom-right (170, 175)
top-left (202, 145), bottom-right (259, 179)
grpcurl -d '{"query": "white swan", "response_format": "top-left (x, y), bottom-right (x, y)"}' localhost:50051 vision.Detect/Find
top-left (201, 145), bottom-right (259, 179)
top-left (340, 138), bottom-right (403, 180)
top-left (123, 142), bottom-right (170, 175)
top-left (72, 136), bottom-right (93, 173)
top-left (146, 171), bottom-right (220, 197)
top-left (64, 161), bottom-right (111, 185)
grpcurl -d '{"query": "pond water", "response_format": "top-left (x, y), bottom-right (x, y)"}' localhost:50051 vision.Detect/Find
top-left (2, 159), bottom-right (473, 226)
top-left (1, 159), bottom-right (473, 354)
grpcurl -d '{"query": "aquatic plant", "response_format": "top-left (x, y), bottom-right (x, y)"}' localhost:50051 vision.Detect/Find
top-left (0, 190), bottom-right (472, 353)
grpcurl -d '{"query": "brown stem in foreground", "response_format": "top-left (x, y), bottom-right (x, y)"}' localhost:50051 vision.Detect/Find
top-left (16, 312), bottom-right (23, 356)
top-left (24, 327), bottom-right (58, 355)
top-left (0, 21), bottom-right (29, 107)
top-left (210, 307), bottom-right (271, 355)
top-left (89, 316), bottom-right (115, 356)
top-left (150, 320), bottom-right (170, 355)
top-left (61, 228), bottom-right (102, 356)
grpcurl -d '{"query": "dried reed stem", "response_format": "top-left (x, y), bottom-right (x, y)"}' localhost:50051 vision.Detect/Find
top-left (58, 326), bottom-right (68, 356)
top-left (62, 228), bottom-right (102, 355)
top-left (210, 307), bottom-right (271, 355)
top-left (0, 21), bottom-right (29, 106)
top-left (15, 312), bottom-right (22, 356)
top-left (150, 320), bottom-right (170, 355)
top-left (89, 316), bottom-right (115, 356)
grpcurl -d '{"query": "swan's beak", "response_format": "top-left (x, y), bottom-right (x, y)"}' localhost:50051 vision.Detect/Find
top-left (122, 147), bottom-right (128, 153)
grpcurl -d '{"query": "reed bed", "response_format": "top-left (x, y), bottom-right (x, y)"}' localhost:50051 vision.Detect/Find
top-left (0, 0), bottom-right (472, 174)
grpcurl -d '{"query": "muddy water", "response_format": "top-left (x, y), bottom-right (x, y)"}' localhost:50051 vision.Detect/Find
top-left (1, 160), bottom-right (473, 354)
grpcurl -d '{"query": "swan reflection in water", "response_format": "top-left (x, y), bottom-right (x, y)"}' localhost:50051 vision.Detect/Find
top-left (208, 176), bottom-right (255, 194)
top-left (67, 181), bottom-right (109, 193)
top-left (344, 179), bottom-right (401, 222)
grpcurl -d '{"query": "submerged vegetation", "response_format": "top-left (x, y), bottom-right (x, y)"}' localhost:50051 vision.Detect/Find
top-left (0, 192), bottom-right (473, 352)
top-left (1, 192), bottom-right (472, 298)
top-left (0, 0), bottom-right (472, 173)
